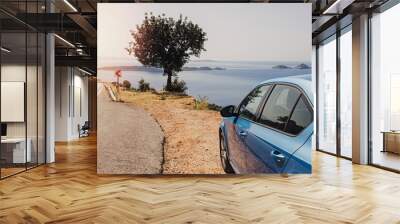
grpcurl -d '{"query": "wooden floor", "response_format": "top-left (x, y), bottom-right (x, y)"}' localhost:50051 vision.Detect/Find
top-left (0, 135), bottom-right (400, 223)
top-left (1, 167), bottom-right (26, 178)
top-left (372, 150), bottom-right (400, 171)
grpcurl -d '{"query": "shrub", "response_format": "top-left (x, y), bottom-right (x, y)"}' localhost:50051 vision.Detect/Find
top-left (165, 77), bottom-right (187, 93)
top-left (207, 103), bottom-right (222, 111)
top-left (138, 78), bottom-right (151, 92)
top-left (122, 80), bottom-right (131, 89)
top-left (194, 95), bottom-right (209, 110)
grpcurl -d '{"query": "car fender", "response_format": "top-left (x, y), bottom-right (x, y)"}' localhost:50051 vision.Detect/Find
top-left (219, 117), bottom-right (236, 149)
top-left (282, 133), bottom-right (313, 174)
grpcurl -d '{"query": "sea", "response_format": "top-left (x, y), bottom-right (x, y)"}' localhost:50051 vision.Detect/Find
top-left (97, 60), bottom-right (311, 107)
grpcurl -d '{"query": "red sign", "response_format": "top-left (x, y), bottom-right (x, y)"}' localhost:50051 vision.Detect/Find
top-left (115, 69), bottom-right (122, 77)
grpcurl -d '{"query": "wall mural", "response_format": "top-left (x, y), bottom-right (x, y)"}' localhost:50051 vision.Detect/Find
top-left (97, 3), bottom-right (313, 174)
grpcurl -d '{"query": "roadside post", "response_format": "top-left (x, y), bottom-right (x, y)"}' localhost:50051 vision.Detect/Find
top-left (115, 69), bottom-right (122, 101)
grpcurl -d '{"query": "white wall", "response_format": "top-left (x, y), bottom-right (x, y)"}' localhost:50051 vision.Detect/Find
top-left (55, 67), bottom-right (89, 141)
top-left (1, 63), bottom-right (46, 164)
top-left (1, 65), bottom-right (34, 138)
top-left (1, 65), bottom-right (26, 144)
top-left (55, 66), bottom-right (70, 141)
top-left (1, 65), bottom-right (26, 134)
top-left (71, 73), bottom-right (89, 138)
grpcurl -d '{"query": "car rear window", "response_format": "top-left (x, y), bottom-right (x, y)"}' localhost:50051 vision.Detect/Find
top-left (259, 85), bottom-right (301, 131)
top-left (285, 96), bottom-right (313, 135)
top-left (238, 85), bottom-right (271, 120)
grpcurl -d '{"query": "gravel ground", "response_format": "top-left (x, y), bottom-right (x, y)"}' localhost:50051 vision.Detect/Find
top-left (97, 85), bottom-right (164, 174)
top-left (120, 91), bottom-right (225, 174)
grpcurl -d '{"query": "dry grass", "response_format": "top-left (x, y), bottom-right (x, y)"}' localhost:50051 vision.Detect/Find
top-left (194, 96), bottom-right (209, 110)
top-left (119, 89), bottom-right (225, 174)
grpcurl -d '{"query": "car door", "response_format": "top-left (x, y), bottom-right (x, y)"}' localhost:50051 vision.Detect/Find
top-left (226, 84), bottom-right (271, 173)
top-left (282, 95), bottom-right (313, 173)
top-left (243, 85), bottom-right (311, 173)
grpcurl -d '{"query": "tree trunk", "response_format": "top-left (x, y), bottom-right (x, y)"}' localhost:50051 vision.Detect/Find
top-left (165, 69), bottom-right (172, 91)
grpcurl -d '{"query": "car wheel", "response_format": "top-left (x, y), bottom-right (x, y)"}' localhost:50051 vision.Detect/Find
top-left (219, 131), bottom-right (234, 174)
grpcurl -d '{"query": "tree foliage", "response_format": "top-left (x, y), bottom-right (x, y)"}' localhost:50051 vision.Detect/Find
top-left (126, 13), bottom-right (207, 91)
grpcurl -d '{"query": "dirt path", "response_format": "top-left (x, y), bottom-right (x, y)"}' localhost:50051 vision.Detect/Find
top-left (120, 91), bottom-right (225, 174)
top-left (97, 84), bottom-right (164, 174)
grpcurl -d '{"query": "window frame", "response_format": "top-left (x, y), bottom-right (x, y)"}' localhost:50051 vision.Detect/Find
top-left (0, 3), bottom-right (48, 180)
top-left (255, 83), bottom-right (314, 137)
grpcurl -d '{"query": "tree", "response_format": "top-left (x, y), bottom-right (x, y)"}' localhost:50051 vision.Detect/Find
top-left (126, 13), bottom-right (207, 91)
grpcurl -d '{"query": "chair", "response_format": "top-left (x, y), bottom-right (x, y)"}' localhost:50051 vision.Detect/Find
top-left (79, 121), bottom-right (90, 138)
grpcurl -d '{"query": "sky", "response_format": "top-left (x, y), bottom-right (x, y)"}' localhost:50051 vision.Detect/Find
top-left (98, 3), bottom-right (311, 66)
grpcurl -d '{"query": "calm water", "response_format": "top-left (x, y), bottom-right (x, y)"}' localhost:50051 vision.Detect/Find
top-left (98, 61), bottom-right (311, 106)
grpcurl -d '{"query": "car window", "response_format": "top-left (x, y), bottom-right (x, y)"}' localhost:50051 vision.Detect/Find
top-left (259, 85), bottom-right (301, 131)
top-left (239, 85), bottom-right (271, 120)
top-left (285, 96), bottom-right (313, 135)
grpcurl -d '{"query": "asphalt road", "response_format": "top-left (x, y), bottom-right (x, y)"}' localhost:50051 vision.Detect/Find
top-left (97, 84), bottom-right (164, 174)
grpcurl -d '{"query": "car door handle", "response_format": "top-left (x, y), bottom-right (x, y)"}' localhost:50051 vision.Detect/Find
top-left (239, 131), bottom-right (248, 137)
top-left (271, 150), bottom-right (286, 168)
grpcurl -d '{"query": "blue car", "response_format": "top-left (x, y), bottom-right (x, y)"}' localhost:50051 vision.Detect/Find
top-left (219, 76), bottom-right (313, 174)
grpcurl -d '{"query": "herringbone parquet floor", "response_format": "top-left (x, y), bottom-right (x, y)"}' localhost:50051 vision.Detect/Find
top-left (0, 135), bottom-right (400, 223)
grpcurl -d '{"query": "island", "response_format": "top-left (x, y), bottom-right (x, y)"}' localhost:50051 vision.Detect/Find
top-left (98, 65), bottom-right (226, 72)
top-left (272, 65), bottom-right (292, 69)
top-left (272, 63), bottom-right (311, 70)
top-left (295, 63), bottom-right (311, 69)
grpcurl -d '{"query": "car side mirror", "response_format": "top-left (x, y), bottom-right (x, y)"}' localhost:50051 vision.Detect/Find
top-left (220, 105), bottom-right (237, 117)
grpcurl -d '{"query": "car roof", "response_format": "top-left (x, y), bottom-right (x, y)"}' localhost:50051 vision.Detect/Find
top-left (259, 75), bottom-right (314, 107)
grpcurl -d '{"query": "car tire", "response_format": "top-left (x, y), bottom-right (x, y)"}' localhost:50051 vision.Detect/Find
top-left (219, 131), bottom-right (234, 174)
